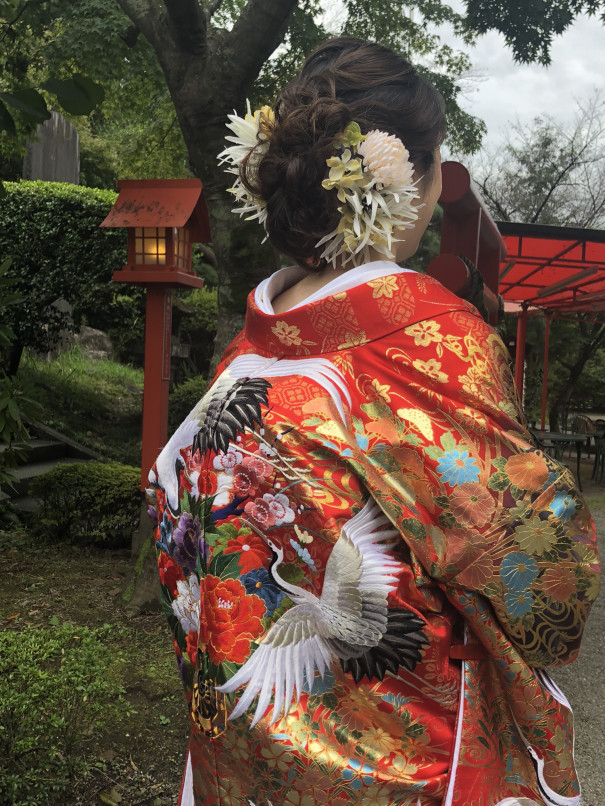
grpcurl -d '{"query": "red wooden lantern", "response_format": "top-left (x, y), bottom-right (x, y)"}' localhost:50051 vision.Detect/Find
top-left (101, 179), bottom-right (211, 489)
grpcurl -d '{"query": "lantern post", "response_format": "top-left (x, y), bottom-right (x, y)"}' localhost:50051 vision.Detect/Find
top-left (101, 179), bottom-right (211, 489)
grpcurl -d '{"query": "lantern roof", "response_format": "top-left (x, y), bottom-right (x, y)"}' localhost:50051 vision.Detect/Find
top-left (101, 178), bottom-right (211, 242)
top-left (498, 221), bottom-right (605, 313)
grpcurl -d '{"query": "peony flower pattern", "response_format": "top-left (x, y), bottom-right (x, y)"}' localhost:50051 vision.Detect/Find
top-left (201, 575), bottom-right (265, 665)
top-left (146, 266), bottom-right (599, 805)
top-left (172, 573), bottom-right (201, 634)
top-left (172, 512), bottom-right (206, 572)
top-left (223, 532), bottom-right (269, 573)
top-left (241, 567), bottom-right (285, 616)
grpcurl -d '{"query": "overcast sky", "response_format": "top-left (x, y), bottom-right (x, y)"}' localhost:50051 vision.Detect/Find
top-left (319, 3), bottom-right (603, 152)
top-left (445, 11), bottom-right (603, 149)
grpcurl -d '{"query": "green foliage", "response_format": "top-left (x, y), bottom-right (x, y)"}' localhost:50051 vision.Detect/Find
top-left (178, 286), bottom-right (218, 376)
top-left (250, 0), bottom-right (485, 154)
top-left (462, 0), bottom-right (602, 65)
top-left (0, 622), bottom-right (125, 806)
top-left (30, 461), bottom-right (141, 548)
top-left (0, 372), bottom-right (42, 493)
top-left (0, 257), bottom-right (42, 493)
top-left (20, 347), bottom-right (143, 464)
top-left (168, 375), bottom-right (207, 434)
top-left (0, 181), bottom-right (138, 360)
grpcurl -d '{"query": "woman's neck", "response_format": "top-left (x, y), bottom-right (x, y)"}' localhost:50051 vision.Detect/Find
top-left (271, 248), bottom-right (391, 314)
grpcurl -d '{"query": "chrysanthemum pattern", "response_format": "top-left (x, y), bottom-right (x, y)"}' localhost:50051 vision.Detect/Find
top-left (148, 269), bottom-right (598, 806)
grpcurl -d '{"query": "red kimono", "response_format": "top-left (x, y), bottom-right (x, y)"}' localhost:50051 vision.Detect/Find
top-left (148, 263), bottom-right (600, 806)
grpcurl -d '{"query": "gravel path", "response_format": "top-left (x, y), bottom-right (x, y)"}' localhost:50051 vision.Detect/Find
top-left (550, 507), bottom-right (605, 806)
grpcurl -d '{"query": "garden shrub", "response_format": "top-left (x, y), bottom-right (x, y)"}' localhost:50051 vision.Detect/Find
top-left (168, 375), bottom-right (207, 434)
top-left (0, 622), bottom-right (125, 805)
top-left (0, 181), bottom-right (144, 364)
top-left (30, 461), bottom-right (141, 547)
top-left (178, 286), bottom-right (217, 376)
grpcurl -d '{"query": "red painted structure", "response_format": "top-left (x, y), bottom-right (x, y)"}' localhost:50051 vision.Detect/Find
top-left (101, 179), bottom-right (211, 488)
top-left (498, 221), bottom-right (605, 427)
top-left (427, 161), bottom-right (506, 326)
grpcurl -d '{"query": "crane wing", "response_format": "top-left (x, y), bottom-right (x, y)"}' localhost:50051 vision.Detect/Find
top-left (320, 500), bottom-right (402, 642)
top-left (216, 602), bottom-right (331, 727)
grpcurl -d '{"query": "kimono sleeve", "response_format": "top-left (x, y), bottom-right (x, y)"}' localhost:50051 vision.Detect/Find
top-left (359, 311), bottom-right (601, 668)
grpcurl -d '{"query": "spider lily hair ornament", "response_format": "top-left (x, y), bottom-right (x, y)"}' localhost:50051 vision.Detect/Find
top-left (218, 100), bottom-right (275, 228)
top-left (318, 122), bottom-right (421, 269)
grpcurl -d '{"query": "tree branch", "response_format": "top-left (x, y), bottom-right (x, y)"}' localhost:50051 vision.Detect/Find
top-left (116, 0), bottom-right (172, 55)
top-left (164, 0), bottom-right (207, 56)
top-left (225, 0), bottom-right (297, 95)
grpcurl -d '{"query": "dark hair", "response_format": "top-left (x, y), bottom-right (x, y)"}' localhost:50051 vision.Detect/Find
top-left (241, 37), bottom-right (446, 270)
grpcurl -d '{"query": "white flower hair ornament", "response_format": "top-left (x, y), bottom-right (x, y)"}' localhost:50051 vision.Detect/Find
top-left (318, 122), bottom-right (421, 268)
top-left (218, 105), bottom-right (421, 268)
top-left (218, 101), bottom-right (275, 228)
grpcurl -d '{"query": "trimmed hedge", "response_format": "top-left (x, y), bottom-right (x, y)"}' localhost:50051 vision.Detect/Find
top-left (168, 375), bottom-right (207, 434)
top-left (0, 181), bottom-right (144, 360)
top-left (30, 460), bottom-right (141, 547)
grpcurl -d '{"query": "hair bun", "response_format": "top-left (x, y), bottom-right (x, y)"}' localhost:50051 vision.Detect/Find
top-left (237, 37), bottom-right (445, 270)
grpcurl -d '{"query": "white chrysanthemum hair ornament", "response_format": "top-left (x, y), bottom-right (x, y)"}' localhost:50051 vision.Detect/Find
top-left (218, 104), bottom-right (422, 269)
top-left (218, 101), bottom-right (275, 228)
top-left (317, 122), bottom-right (421, 269)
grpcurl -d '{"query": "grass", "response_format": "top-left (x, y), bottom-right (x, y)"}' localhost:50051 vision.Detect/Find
top-left (0, 530), bottom-right (187, 805)
top-left (20, 347), bottom-right (143, 465)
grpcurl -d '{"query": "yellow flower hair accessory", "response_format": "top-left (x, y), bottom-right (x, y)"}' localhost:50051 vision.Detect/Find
top-left (218, 101), bottom-right (275, 226)
top-left (317, 122), bottom-right (421, 269)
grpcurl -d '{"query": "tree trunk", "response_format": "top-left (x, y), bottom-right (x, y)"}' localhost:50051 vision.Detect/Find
top-left (115, 0), bottom-right (298, 601)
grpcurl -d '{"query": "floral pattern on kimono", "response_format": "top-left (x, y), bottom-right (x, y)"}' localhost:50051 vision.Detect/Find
top-left (148, 267), bottom-right (600, 806)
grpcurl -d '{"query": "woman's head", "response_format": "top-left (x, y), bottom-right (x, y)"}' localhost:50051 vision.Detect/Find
top-left (239, 37), bottom-right (446, 270)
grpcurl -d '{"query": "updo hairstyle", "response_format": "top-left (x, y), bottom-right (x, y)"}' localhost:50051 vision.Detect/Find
top-left (240, 37), bottom-right (446, 271)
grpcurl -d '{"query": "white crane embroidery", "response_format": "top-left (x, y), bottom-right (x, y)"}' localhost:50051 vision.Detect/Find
top-left (217, 499), bottom-right (428, 727)
top-left (154, 353), bottom-right (351, 512)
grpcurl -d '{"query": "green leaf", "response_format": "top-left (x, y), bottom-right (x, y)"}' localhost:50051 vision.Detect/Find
top-left (401, 517), bottom-right (426, 542)
top-left (42, 75), bottom-right (105, 116)
top-left (0, 100), bottom-right (16, 136)
top-left (492, 456), bottom-right (507, 471)
top-left (487, 472), bottom-right (510, 492)
top-left (425, 445), bottom-right (443, 460)
top-left (438, 511), bottom-right (456, 529)
top-left (7, 398), bottom-right (19, 421)
top-left (278, 562), bottom-right (304, 584)
top-left (208, 550), bottom-right (240, 579)
top-left (0, 90), bottom-right (50, 125)
top-left (440, 432), bottom-right (457, 452)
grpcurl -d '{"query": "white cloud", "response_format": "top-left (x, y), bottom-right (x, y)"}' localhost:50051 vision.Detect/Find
top-left (445, 13), bottom-right (603, 147)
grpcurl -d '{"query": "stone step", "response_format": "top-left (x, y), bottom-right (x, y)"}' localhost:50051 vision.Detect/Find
top-left (0, 438), bottom-right (68, 464)
top-left (10, 457), bottom-right (87, 498)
